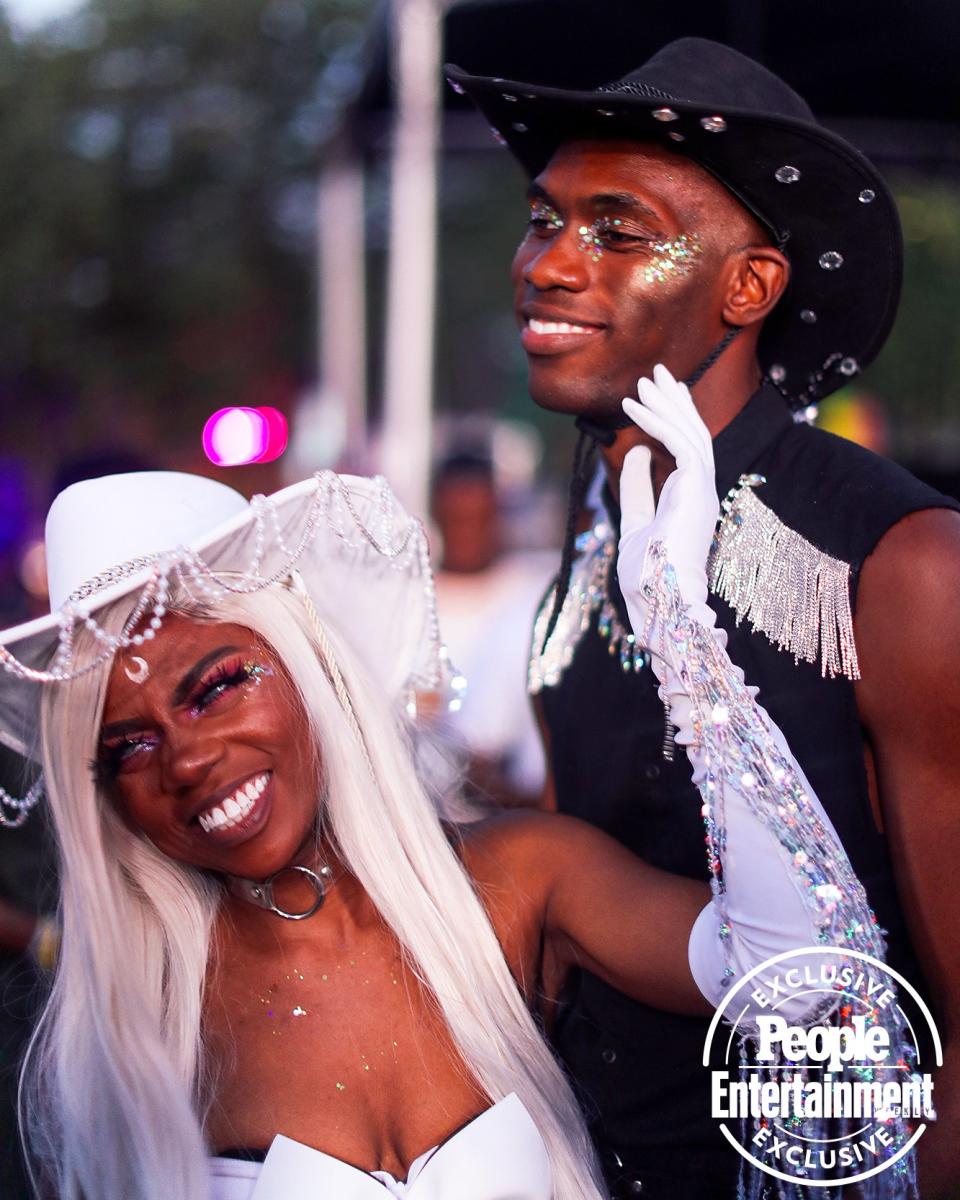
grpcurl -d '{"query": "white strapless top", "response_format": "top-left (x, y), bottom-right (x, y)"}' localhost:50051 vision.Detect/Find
top-left (209, 1093), bottom-right (552, 1199)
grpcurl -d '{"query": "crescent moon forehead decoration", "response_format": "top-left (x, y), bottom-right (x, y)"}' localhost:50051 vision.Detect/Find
top-left (123, 656), bottom-right (150, 684)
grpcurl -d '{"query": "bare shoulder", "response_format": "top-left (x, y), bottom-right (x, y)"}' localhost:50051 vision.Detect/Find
top-left (856, 506), bottom-right (960, 732)
top-left (857, 509), bottom-right (960, 663)
top-left (859, 507), bottom-right (960, 606)
top-left (457, 808), bottom-right (611, 880)
top-left (455, 809), bottom-right (638, 920)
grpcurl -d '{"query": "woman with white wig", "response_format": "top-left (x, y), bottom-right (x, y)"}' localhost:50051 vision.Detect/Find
top-left (0, 370), bottom-right (910, 1200)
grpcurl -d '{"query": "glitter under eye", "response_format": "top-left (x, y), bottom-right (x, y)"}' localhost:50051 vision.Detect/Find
top-left (643, 233), bottom-right (703, 284)
top-left (577, 223), bottom-right (603, 261)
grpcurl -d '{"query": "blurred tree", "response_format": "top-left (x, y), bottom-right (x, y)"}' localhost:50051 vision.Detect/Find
top-left (872, 180), bottom-right (960, 465)
top-left (0, 0), bottom-right (371, 478)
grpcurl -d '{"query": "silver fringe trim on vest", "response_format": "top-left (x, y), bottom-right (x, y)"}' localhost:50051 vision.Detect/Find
top-left (528, 476), bottom-right (860, 691)
top-left (709, 475), bottom-right (860, 681)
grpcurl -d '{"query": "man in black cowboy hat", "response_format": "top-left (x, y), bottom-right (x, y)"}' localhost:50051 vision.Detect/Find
top-left (450, 37), bottom-right (960, 1200)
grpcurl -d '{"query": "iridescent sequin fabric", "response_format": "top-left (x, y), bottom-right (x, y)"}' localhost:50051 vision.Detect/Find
top-left (642, 542), bottom-right (917, 1199)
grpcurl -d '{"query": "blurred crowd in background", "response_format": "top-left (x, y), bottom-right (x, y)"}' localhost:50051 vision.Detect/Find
top-left (0, 0), bottom-right (958, 1195)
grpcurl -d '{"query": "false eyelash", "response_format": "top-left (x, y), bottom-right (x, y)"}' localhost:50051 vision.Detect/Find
top-left (90, 741), bottom-right (143, 787)
top-left (88, 755), bottom-right (109, 788)
top-left (187, 658), bottom-right (272, 712)
top-left (190, 659), bottom-right (249, 704)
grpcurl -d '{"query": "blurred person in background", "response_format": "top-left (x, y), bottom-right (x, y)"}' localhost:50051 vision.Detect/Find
top-left (451, 35), bottom-right (960, 1200)
top-left (431, 452), bottom-right (554, 805)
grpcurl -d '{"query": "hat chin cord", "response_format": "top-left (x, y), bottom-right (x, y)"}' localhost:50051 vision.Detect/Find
top-left (541, 325), bottom-right (742, 653)
top-left (573, 324), bottom-right (743, 448)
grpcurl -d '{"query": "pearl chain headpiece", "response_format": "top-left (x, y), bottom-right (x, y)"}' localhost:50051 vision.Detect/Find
top-left (1, 472), bottom-right (433, 686)
top-left (0, 470), bottom-right (459, 826)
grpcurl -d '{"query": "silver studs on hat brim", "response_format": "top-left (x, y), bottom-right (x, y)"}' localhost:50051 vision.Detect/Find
top-left (700, 115), bottom-right (727, 133)
top-left (816, 351), bottom-right (861, 386)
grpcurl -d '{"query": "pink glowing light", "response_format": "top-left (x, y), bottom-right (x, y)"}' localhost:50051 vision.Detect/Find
top-left (203, 408), bottom-right (266, 466)
top-left (203, 406), bottom-right (289, 467)
top-left (202, 403), bottom-right (289, 463)
top-left (255, 406), bottom-right (289, 463)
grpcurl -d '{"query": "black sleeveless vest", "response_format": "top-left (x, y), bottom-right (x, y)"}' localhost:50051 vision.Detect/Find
top-left (540, 384), bottom-right (959, 1199)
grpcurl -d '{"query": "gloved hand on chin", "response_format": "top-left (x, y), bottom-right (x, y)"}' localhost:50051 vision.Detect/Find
top-left (616, 362), bottom-right (722, 656)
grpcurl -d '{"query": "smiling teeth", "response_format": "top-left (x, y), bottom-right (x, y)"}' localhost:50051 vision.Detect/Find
top-left (528, 318), bottom-right (595, 335)
top-left (198, 773), bottom-right (269, 833)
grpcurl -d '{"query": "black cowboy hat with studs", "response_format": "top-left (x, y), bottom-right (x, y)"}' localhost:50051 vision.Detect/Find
top-left (446, 37), bottom-right (903, 407)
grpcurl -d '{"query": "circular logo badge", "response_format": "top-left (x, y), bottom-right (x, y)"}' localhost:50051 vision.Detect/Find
top-left (705, 947), bottom-right (940, 1188)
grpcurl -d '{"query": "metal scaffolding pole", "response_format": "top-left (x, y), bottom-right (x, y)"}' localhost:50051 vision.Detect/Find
top-left (316, 154), bottom-right (368, 464)
top-left (379, 0), bottom-right (442, 519)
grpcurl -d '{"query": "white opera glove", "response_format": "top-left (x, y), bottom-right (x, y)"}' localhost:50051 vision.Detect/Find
top-left (617, 366), bottom-right (880, 1022)
top-left (618, 364), bottom-right (733, 762)
top-left (619, 363), bottom-right (718, 619)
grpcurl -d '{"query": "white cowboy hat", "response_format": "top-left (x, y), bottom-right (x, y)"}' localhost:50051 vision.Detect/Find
top-left (0, 471), bottom-right (451, 777)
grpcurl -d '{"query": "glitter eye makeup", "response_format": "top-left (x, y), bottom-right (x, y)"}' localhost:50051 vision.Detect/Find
top-left (186, 658), bottom-right (272, 717)
top-left (576, 217), bottom-right (626, 262)
top-left (92, 732), bottom-right (160, 783)
top-left (572, 220), bottom-right (704, 277)
top-left (643, 233), bottom-right (703, 284)
top-left (528, 198), bottom-right (563, 232)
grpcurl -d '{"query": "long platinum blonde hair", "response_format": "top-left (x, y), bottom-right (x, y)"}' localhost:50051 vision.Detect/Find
top-left (22, 580), bottom-right (606, 1200)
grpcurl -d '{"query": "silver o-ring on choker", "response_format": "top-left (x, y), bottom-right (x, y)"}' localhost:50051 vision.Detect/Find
top-left (227, 863), bottom-right (334, 920)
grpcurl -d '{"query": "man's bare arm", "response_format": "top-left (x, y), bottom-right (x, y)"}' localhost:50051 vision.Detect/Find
top-left (855, 507), bottom-right (960, 1198)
